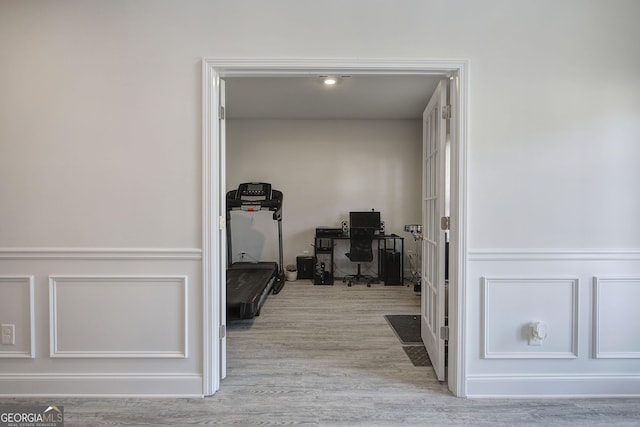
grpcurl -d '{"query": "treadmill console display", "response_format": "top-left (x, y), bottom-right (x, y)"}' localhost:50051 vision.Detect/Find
top-left (227, 182), bottom-right (283, 218)
top-left (238, 182), bottom-right (271, 201)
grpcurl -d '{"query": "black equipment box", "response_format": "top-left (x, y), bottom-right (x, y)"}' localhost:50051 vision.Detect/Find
top-left (296, 256), bottom-right (314, 279)
top-left (315, 227), bottom-right (343, 238)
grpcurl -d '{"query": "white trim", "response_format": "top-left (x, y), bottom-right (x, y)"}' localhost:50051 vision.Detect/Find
top-left (0, 275), bottom-right (35, 358)
top-left (47, 350), bottom-right (187, 358)
top-left (49, 275), bottom-right (188, 358)
top-left (466, 374), bottom-right (640, 398)
top-left (206, 58), bottom-right (465, 76)
top-left (0, 248), bottom-right (202, 260)
top-left (448, 65), bottom-right (469, 397)
top-left (202, 57), bottom-right (469, 397)
top-left (481, 277), bottom-right (579, 359)
top-left (593, 277), bottom-right (640, 359)
top-left (201, 60), bottom-right (224, 396)
top-left (0, 373), bottom-right (203, 397)
top-left (469, 248), bottom-right (640, 262)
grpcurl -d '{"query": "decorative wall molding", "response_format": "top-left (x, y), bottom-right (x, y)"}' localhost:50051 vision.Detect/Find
top-left (0, 248), bottom-right (202, 261)
top-left (482, 277), bottom-right (579, 359)
top-left (466, 373), bottom-right (640, 397)
top-left (205, 57), bottom-right (469, 75)
top-left (469, 248), bottom-right (640, 262)
top-left (0, 276), bottom-right (35, 358)
top-left (593, 277), bottom-right (640, 359)
top-left (0, 372), bottom-right (202, 397)
top-left (49, 275), bottom-right (188, 358)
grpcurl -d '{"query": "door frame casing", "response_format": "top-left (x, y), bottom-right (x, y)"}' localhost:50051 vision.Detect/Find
top-left (202, 58), bottom-right (469, 397)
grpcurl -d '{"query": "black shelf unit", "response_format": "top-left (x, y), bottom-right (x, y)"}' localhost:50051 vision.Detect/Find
top-left (313, 236), bottom-right (334, 285)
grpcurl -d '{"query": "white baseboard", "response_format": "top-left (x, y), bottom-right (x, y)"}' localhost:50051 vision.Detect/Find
top-left (466, 374), bottom-right (640, 398)
top-left (0, 373), bottom-right (203, 397)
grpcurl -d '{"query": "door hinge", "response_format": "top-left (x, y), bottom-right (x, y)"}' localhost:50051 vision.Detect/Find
top-left (219, 105), bottom-right (225, 120)
top-left (219, 216), bottom-right (226, 230)
top-left (219, 324), bottom-right (226, 339)
top-left (441, 104), bottom-right (451, 120)
top-left (440, 325), bottom-right (449, 341)
top-left (440, 216), bottom-right (450, 231)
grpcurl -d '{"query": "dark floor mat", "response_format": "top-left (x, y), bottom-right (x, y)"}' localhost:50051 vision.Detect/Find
top-left (403, 345), bottom-right (431, 367)
top-left (384, 314), bottom-right (422, 345)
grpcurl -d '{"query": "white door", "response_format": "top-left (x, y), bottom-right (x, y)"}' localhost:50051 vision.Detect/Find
top-left (219, 78), bottom-right (227, 380)
top-left (421, 79), bottom-right (448, 381)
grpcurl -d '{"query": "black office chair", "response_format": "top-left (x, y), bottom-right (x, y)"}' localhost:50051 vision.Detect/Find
top-left (343, 227), bottom-right (375, 287)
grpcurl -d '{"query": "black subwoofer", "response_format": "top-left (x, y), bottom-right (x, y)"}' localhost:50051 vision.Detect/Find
top-left (296, 256), bottom-right (314, 279)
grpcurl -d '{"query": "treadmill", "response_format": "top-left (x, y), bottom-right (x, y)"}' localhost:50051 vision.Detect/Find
top-left (226, 182), bottom-right (285, 320)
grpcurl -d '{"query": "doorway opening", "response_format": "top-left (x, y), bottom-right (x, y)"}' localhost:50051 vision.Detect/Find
top-left (202, 58), bottom-right (468, 397)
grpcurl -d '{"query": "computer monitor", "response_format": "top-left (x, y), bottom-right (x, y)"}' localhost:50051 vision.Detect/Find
top-left (349, 211), bottom-right (381, 230)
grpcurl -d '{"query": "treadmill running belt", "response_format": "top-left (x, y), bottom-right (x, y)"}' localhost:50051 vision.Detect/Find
top-left (227, 262), bottom-right (277, 320)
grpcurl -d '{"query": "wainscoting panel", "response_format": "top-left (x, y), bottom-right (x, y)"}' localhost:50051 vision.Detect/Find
top-left (49, 275), bottom-right (188, 358)
top-left (593, 277), bottom-right (640, 359)
top-left (468, 249), bottom-right (640, 397)
top-left (0, 276), bottom-right (35, 358)
top-left (0, 248), bottom-right (202, 396)
top-left (482, 277), bottom-right (579, 359)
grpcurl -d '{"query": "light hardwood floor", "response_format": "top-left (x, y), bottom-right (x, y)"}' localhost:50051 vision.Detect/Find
top-left (2, 280), bottom-right (639, 426)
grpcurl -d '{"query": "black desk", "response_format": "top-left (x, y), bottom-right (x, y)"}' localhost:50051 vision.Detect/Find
top-left (313, 233), bottom-right (404, 285)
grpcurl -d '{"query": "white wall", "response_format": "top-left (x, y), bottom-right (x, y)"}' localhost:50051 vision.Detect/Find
top-left (0, 0), bottom-right (639, 397)
top-left (226, 119), bottom-right (422, 277)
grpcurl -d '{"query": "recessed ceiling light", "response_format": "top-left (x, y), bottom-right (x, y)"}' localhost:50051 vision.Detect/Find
top-left (318, 75), bottom-right (350, 86)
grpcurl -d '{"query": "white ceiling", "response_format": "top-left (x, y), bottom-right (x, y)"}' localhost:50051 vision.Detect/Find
top-left (224, 75), bottom-right (442, 120)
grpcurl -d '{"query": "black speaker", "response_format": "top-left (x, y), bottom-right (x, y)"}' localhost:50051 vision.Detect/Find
top-left (296, 256), bottom-right (314, 279)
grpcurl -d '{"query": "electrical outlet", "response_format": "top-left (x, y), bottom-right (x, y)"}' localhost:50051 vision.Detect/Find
top-left (1, 324), bottom-right (15, 345)
top-left (528, 321), bottom-right (547, 346)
